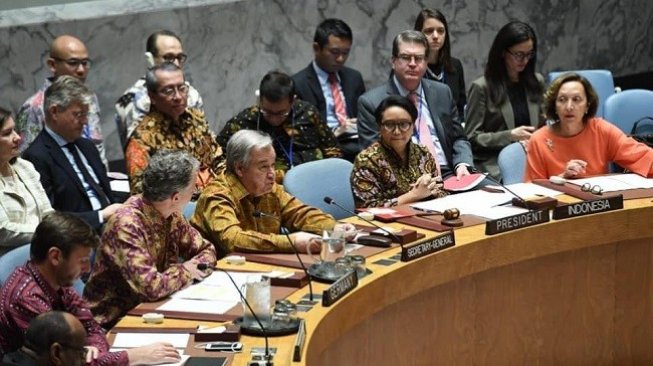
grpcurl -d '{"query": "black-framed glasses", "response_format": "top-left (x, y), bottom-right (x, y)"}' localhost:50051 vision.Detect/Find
top-left (158, 84), bottom-right (190, 98)
top-left (259, 108), bottom-right (291, 118)
top-left (160, 52), bottom-right (188, 64)
top-left (380, 120), bottom-right (412, 132)
top-left (396, 53), bottom-right (426, 64)
top-left (581, 183), bottom-right (603, 195)
top-left (506, 50), bottom-right (535, 62)
top-left (60, 343), bottom-right (88, 360)
top-left (52, 57), bottom-right (92, 68)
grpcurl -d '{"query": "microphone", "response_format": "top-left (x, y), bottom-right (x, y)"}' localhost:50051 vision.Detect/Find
top-left (252, 211), bottom-right (315, 302)
top-left (480, 173), bottom-right (530, 208)
top-left (322, 196), bottom-right (402, 247)
top-left (197, 263), bottom-right (272, 365)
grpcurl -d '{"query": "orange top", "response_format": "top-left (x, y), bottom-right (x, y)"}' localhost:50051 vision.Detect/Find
top-left (524, 117), bottom-right (653, 182)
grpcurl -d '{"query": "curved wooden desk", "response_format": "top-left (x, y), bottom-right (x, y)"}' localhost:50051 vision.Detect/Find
top-left (299, 198), bottom-right (653, 365)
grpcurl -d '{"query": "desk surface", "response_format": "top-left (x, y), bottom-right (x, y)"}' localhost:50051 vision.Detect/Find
top-left (114, 197), bottom-right (653, 365)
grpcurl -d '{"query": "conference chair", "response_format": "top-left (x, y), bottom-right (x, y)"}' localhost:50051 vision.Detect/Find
top-left (547, 69), bottom-right (616, 117)
top-left (0, 244), bottom-right (86, 295)
top-left (497, 142), bottom-right (527, 185)
top-left (183, 201), bottom-right (197, 219)
top-left (603, 89), bottom-right (653, 134)
top-left (283, 158), bottom-right (355, 220)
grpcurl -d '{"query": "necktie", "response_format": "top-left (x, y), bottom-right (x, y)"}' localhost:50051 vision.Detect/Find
top-left (328, 73), bottom-right (347, 126)
top-left (65, 142), bottom-right (110, 207)
top-left (408, 91), bottom-right (441, 176)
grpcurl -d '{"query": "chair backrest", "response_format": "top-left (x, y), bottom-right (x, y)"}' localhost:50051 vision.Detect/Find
top-left (0, 244), bottom-right (85, 295)
top-left (603, 89), bottom-right (653, 134)
top-left (547, 69), bottom-right (615, 117)
top-left (497, 142), bottom-right (527, 185)
top-left (183, 201), bottom-right (197, 219)
top-left (283, 158), bottom-right (355, 220)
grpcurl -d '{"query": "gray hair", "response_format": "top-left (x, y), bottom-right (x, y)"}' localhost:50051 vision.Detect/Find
top-left (43, 75), bottom-right (92, 113)
top-left (145, 62), bottom-right (182, 93)
top-left (142, 149), bottom-right (199, 202)
top-left (226, 130), bottom-right (273, 173)
top-left (392, 29), bottom-right (430, 58)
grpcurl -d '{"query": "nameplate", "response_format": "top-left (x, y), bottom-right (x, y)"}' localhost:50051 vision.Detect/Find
top-left (322, 270), bottom-right (358, 307)
top-left (401, 231), bottom-right (455, 262)
top-left (485, 209), bottom-right (550, 235)
top-left (552, 194), bottom-right (623, 220)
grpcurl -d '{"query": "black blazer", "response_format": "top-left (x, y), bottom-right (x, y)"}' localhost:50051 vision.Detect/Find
top-left (22, 130), bottom-right (114, 228)
top-left (292, 63), bottom-right (366, 123)
top-left (424, 57), bottom-right (467, 119)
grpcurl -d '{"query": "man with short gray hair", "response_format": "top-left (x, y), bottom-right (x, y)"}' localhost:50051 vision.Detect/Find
top-left (84, 149), bottom-right (217, 328)
top-left (23, 75), bottom-right (123, 229)
top-left (192, 130), bottom-right (353, 256)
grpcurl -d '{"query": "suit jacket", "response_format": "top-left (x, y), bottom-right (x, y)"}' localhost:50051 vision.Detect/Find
top-left (292, 63), bottom-right (366, 125)
top-left (464, 74), bottom-right (545, 180)
top-left (22, 130), bottom-right (114, 228)
top-left (357, 76), bottom-right (473, 171)
top-left (424, 57), bottom-right (467, 119)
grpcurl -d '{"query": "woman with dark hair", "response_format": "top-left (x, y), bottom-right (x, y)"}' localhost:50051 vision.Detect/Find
top-left (414, 8), bottom-right (466, 118)
top-left (524, 73), bottom-right (653, 181)
top-left (465, 20), bottom-right (545, 181)
top-left (0, 107), bottom-right (53, 256)
top-left (351, 95), bottom-right (448, 208)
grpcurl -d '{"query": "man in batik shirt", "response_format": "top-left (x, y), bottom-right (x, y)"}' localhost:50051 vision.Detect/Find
top-left (192, 130), bottom-right (353, 257)
top-left (0, 212), bottom-right (179, 366)
top-left (84, 150), bottom-right (217, 328)
top-left (125, 62), bottom-right (223, 194)
top-left (16, 35), bottom-right (107, 166)
top-left (217, 71), bottom-right (342, 182)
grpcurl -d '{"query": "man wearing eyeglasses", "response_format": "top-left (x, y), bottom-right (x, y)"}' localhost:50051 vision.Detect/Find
top-left (15, 35), bottom-right (107, 167)
top-left (125, 62), bottom-right (223, 194)
top-left (115, 30), bottom-right (204, 146)
top-left (292, 18), bottom-right (366, 162)
top-left (357, 30), bottom-right (474, 181)
top-left (218, 71), bottom-right (341, 182)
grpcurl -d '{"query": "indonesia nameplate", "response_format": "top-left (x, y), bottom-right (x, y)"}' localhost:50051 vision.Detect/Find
top-left (485, 208), bottom-right (549, 235)
top-left (401, 231), bottom-right (455, 262)
top-left (552, 194), bottom-right (623, 220)
top-left (322, 270), bottom-right (358, 307)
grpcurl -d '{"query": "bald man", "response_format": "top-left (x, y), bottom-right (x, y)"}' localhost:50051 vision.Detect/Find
top-left (16, 35), bottom-right (107, 166)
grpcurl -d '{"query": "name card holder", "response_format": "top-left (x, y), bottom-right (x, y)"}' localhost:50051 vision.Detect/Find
top-left (485, 208), bottom-right (550, 235)
top-left (553, 194), bottom-right (623, 220)
top-left (401, 231), bottom-right (455, 262)
top-left (292, 319), bottom-right (307, 362)
top-left (322, 271), bottom-right (358, 307)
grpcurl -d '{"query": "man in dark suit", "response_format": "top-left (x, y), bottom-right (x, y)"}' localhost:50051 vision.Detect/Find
top-left (23, 75), bottom-right (122, 229)
top-left (357, 30), bottom-right (474, 179)
top-left (292, 18), bottom-right (366, 162)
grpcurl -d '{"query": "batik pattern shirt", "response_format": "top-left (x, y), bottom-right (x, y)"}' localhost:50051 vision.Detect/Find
top-left (83, 195), bottom-right (217, 328)
top-left (351, 140), bottom-right (447, 208)
top-left (190, 171), bottom-right (336, 257)
top-left (16, 78), bottom-right (107, 166)
top-left (0, 262), bottom-right (128, 365)
top-left (125, 108), bottom-right (224, 194)
top-left (217, 99), bottom-right (341, 181)
top-left (115, 77), bottom-right (204, 140)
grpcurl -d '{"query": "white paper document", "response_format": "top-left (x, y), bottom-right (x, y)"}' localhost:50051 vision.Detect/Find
top-left (109, 179), bottom-right (130, 193)
top-left (411, 190), bottom-right (512, 215)
top-left (112, 333), bottom-right (190, 348)
top-left (570, 174), bottom-right (653, 192)
top-left (157, 298), bottom-right (238, 315)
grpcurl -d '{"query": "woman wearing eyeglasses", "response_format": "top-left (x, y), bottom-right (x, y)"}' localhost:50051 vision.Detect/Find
top-left (351, 96), bottom-right (448, 208)
top-left (414, 8), bottom-right (466, 118)
top-left (524, 73), bottom-right (653, 181)
top-left (465, 21), bottom-right (545, 181)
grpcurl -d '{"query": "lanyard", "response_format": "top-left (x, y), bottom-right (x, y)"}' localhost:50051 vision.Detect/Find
top-left (275, 134), bottom-right (294, 168)
top-left (412, 89), bottom-right (426, 141)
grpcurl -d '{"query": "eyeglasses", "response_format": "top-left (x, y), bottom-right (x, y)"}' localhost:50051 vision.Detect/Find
top-left (380, 120), bottom-right (413, 132)
top-left (259, 108), bottom-right (291, 118)
top-left (60, 343), bottom-right (88, 360)
top-left (506, 50), bottom-right (535, 62)
top-left (395, 53), bottom-right (426, 65)
top-left (52, 57), bottom-right (92, 68)
top-left (158, 84), bottom-right (190, 98)
top-left (160, 53), bottom-right (188, 64)
top-left (581, 183), bottom-right (603, 195)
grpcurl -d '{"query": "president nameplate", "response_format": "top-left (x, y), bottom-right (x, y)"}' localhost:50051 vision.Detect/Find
top-left (401, 231), bottom-right (455, 262)
top-left (485, 208), bottom-right (549, 235)
top-left (322, 270), bottom-right (358, 307)
top-left (552, 194), bottom-right (623, 220)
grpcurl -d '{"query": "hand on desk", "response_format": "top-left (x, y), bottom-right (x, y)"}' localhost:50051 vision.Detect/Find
top-left (183, 259), bottom-right (210, 281)
top-left (126, 342), bottom-right (181, 365)
top-left (289, 231), bottom-right (320, 253)
top-left (562, 159), bottom-right (588, 178)
top-left (334, 222), bottom-right (358, 242)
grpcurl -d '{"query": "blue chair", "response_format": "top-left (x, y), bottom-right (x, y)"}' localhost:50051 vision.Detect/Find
top-left (603, 89), bottom-right (653, 134)
top-left (183, 201), bottom-right (197, 219)
top-left (497, 142), bottom-right (527, 185)
top-left (547, 69), bottom-right (615, 117)
top-left (283, 158), bottom-right (355, 220)
top-left (0, 244), bottom-right (85, 295)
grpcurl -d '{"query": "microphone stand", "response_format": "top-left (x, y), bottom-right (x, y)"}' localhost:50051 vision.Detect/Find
top-left (253, 211), bottom-right (315, 302)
